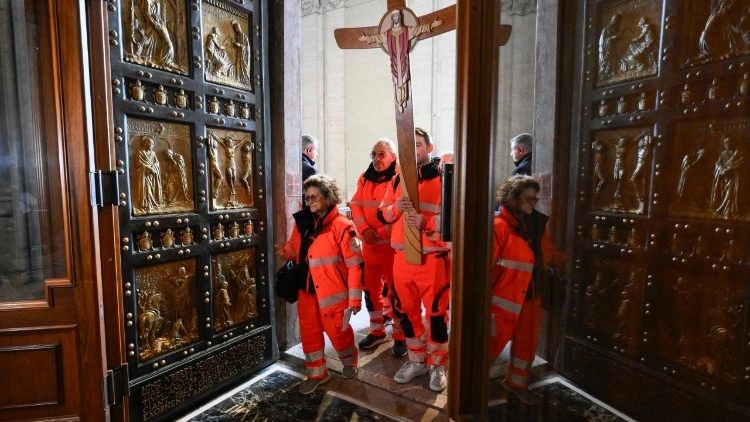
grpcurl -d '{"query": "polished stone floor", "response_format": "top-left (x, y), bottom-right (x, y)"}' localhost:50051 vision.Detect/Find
top-left (179, 312), bottom-right (632, 421)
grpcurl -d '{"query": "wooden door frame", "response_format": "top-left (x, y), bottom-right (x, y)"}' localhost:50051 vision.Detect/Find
top-left (85, 1), bottom-right (129, 420)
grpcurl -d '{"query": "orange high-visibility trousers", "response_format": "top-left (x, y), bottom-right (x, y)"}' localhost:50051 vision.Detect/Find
top-left (506, 296), bottom-right (542, 388)
top-left (297, 290), bottom-right (359, 379)
top-left (393, 251), bottom-right (450, 365)
top-left (362, 243), bottom-right (404, 340)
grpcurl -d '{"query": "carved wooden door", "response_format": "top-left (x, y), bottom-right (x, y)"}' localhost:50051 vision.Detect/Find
top-left (103, 0), bottom-right (275, 420)
top-left (0, 1), bottom-right (107, 420)
top-left (562, 0), bottom-right (750, 419)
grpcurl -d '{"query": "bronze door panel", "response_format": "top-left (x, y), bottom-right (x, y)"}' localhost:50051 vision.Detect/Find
top-left (107, 0), bottom-right (274, 419)
top-left (562, 0), bottom-right (750, 419)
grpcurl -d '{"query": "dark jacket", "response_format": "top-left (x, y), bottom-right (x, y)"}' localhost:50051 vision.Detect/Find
top-left (512, 153), bottom-right (532, 176)
top-left (302, 154), bottom-right (317, 181)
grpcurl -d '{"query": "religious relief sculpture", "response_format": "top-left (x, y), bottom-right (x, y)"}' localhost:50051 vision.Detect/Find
top-left (592, 138), bottom-right (607, 194)
top-left (123, 0), bottom-right (189, 74)
top-left (619, 17), bottom-right (657, 73)
top-left (629, 132), bottom-right (652, 212)
top-left (610, 136), bottom-right (628, 210)
top-left (206, 129), bottom-right (254, 209)
top-left (709, 136), bottom-right (744, 218)
top-left (202, 1), bottom-right (253, 91)
top-left (675, 141), bottom-right (707, 213)
top-left (596, 7), bottom-right (660, 86)
top-left (693, 0), bottom-right (750, 63)
top-left (211, 248), bottom-right (258, 331)
top-left (135, 260), bottom-right (199, 361)
top-left (358, 9), bottom-right (443, 113)
top-left (612, 271), bottom-right (639, 347)
top-left (128, 119), bottom-right (194, 216)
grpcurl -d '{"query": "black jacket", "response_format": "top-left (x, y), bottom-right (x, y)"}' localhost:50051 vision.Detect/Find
top-left (512, 153), bottom-right (532, 176)
top-left (302, 154), bottom-right (317, 181)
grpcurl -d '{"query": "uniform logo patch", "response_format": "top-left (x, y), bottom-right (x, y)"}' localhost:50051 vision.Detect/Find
top-left (350, 236), bottom-right (362, 253)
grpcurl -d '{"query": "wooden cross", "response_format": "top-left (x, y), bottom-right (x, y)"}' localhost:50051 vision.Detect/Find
top-left (335, 1), bottom-right (511, 264)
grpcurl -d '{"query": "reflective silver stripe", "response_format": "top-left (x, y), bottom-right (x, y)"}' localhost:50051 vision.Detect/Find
top-left (318, 291), bottom-right (348, 308)
top-left (309, 255), bottom-right (341, 267)
top-left (491, 296), bottom-right (522, 315)
top-left (352, 216), bottom-right (366, 225)
top-left (380, 200), bottom-right (394, 207)
top-left (369, 310), bottom-right (383, 319)
top-left (419, 202), bottom-right (440, 213)
top-left (391, 242), bottom-right (404, 250)
top-left (345, 255), bottom-right (363, 267)
top-left (432, 354), bottom-right (445, 365)
top-left (406, 337), bottom-right (424, 347)
top-left (354, 200), bottom-right (382, 208)
top-left (427, 342), bottom-right (448, 352)
top-left (408, 350), bottom-right (426, 362)
top-left (337, 346), bottom-right (356, 357)
top-left (512, 357), bottom-right (530, 370)
top-left (305, 350), bottom-right (325, 362)
top-left (307, 365), bottom-right (327, 377)
top-left (496, 258), bottom-right (534, 273)
top-left (493, 354), bottom-right (505, 365)
top-left (423, 246), bottom-right (450, 254)
top-left (508, 372), bottom-right (529, 387)
top-left (349, 288), bottom-right (363, 301)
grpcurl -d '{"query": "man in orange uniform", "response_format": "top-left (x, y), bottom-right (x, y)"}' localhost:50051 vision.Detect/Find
top-left (378, 128), bottom-right (450, 392)
top-left (490, 175), bottom-right (560, 403)
top-left (350, 138), bottom-right (407, 356)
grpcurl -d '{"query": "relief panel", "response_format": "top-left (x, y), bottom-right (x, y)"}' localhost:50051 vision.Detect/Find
top-left (677, 0), bottom-right (750, 68)
top-left (121, 0), bottom-right (190, 75)
top-left (211, 248), bottom-right (258, 332)
top-left (127, 118), bottom-right (195, 216)
top-left (589, 126), bottom-right (654, 214)
top-left (645, 267), bottom-right (745, 385)
top-left (206, 128), bottom-right (254, 210)
top-left (669, 119), bottom-right (749, 221)
top-left (596, 0), bottom-right (662, 86)
top-left (202, 0), bottom-right (254, 91)
top-left (135, 258), bottom-right (200, 361)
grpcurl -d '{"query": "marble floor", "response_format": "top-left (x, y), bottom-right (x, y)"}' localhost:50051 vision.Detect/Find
top-left (178, 308), bottom-right (633, 421)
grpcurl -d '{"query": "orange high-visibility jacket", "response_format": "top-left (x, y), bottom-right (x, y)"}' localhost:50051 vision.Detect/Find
top-left (350, 162), bottom-right (398, 244)
top-left (378, 157), bottom-right (448, 254)
top-left (282, 207), bottom-right (364, 310)
top-left (491, 209), bottom-right (535, 316)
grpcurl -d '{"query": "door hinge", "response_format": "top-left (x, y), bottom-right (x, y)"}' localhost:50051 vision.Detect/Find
top-left (89, 170), bottom-right (120, 207)
top-left (104, 363), bottom-right (129, 406)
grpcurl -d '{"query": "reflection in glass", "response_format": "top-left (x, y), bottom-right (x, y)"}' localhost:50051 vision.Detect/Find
top-left (0, 0), bottom-right (67, 303)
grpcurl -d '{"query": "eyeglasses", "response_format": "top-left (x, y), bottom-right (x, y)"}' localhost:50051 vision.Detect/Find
top-left (522, 195), bottom-right (539, 204)
top-left (370, 151), bottom-right (390, 159)
top-left (304, 194), bottom-right (321, 204)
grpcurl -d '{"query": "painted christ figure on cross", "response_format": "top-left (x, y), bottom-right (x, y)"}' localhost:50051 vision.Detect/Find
top-left (335, 4), bottom-right (456, 262)
top-left (358, 10), bottom-right (443, 113)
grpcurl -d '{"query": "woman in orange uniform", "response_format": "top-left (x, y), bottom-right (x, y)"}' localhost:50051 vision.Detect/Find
top-left (276, 174), bottom-right (364, 394)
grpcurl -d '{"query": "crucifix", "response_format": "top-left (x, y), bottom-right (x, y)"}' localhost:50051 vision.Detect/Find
top-left (335, 1), bottom-right (511, 263)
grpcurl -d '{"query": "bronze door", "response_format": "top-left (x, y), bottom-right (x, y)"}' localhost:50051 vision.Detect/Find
top-left (0, 1), bottom-right (107, 420)
top-left (562, 0), bottom-right (750, 419)
top-left (103, 0), bottom-right (275, 420)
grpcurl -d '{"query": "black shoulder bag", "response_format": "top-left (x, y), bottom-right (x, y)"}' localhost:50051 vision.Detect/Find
top-left (274, 260), bottom-right (300, 303)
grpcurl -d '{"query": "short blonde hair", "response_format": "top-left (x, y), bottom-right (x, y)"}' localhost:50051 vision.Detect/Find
top-left (303, 174), bottom-right (342, 205)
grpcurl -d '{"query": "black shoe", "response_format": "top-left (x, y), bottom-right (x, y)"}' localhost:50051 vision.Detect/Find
top-left (358, 333), bottom-right (388, 349)
top-left (392, 340), bottom-right (407, 357)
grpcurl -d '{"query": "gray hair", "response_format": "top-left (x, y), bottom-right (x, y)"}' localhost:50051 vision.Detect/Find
top-left (510, 133), bottom-right (532, 152)
top-left (301, 133), bottom-right (319, 149)
top-left (373, 138), bottom-right (397, 154)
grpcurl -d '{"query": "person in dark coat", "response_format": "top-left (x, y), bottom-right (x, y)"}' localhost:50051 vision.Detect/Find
top-left (302, 133), bottom-right (319, 181)
top-left (510, 133), bottom-right (532, 176)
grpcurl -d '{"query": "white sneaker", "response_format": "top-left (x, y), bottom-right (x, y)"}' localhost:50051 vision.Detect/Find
top-left (393, 361), bottom-right (429, 383)
top-left (429, 365), bottom-right (447, 392)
